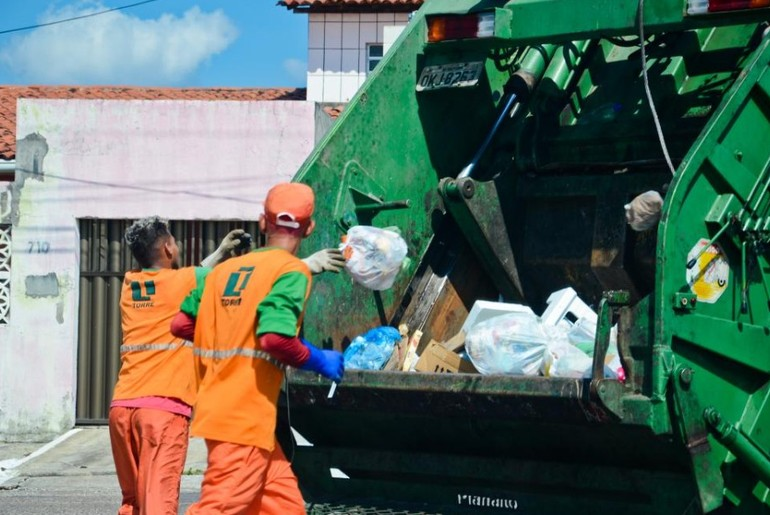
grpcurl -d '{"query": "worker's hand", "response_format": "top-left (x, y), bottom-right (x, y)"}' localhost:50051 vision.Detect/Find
top-left (219, 229), bottom-right (247, 254)
top-left (302, 248), bottom-right (346, 275)
top-left (299, 338), bottom-right (344, 383)
top-left (201, 229), bottom-right (246, 267)
top-left (625, 191), bottom-right (663, 232)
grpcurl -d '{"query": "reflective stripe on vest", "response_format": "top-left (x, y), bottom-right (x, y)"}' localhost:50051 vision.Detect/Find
top-left (193, 347), bottom-right (286, 370)
top-left (120, 341), bottom-right (193, 353)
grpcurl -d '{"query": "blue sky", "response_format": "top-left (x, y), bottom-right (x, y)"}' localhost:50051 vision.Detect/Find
top-left (0, 1), bottom-right (309, 88)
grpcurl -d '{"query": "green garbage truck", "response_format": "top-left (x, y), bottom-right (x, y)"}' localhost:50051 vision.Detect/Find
top-left (277, 1), bottom-right (770, 513)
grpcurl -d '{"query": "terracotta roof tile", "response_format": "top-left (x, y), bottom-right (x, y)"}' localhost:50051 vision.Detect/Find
top-left (0, 85), bottom-right (306, 161)
top-left (280, 0), bottom-right (422, 9)
top-left (322, 104), bottom-right (346, 119)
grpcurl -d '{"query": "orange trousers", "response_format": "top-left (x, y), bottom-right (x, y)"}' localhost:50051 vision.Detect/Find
top-left (186, 440), bottom-right (305, 515)
top-left (109, 406), bottom-right (190, 515)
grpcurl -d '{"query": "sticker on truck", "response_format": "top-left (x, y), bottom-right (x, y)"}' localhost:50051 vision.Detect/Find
top-left (686, 238), bottom-right (729, 303)
top-left (416, 62), bottom-right (484, 91)
top-left (457, 493), bottom-right (518, 510)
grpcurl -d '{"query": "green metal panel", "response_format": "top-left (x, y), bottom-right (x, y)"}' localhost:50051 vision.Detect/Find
top-left (657, 33), bottom-right (770, 511)
top-left (294, 7), bottom-right (513, 348)
top-left (420, 0), bottom-right (770, 46)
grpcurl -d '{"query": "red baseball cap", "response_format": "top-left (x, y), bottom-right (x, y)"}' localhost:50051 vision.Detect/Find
top-left (264, 182), bottom-right (315, 229)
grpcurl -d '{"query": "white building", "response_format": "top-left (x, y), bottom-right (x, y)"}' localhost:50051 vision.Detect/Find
top-left (280, 0), bottom-right (422, 103)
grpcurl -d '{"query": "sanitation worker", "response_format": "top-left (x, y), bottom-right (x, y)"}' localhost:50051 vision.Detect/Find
top-left (110, 217), bottom-right (246, 515)
top-left (172, 182), bottom-right (344, 515)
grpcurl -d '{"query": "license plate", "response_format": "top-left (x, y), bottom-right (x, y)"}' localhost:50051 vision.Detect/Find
top-left (416, 62), bottom-right (483, 92)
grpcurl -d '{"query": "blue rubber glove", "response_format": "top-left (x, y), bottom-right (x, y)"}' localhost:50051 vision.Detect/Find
top-left (299, 338), bottom-right (344, 383)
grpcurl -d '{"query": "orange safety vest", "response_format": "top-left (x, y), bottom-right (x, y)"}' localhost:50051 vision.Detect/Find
top-left (113, 267), bottom-right (198, 406)
top-left (191, 248), bottom-right (311, 450)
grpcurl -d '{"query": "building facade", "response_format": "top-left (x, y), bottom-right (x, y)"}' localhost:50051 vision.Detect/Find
top-left (0, 87), bottom-right (315, 441)
top-left (281, 0), bottom-right (422, 103)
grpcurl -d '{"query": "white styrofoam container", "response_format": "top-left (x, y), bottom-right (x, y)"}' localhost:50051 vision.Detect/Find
top-left (461, 300), bottom-right (534, 334)
top-left (540, 287), bottom-right (597, 327)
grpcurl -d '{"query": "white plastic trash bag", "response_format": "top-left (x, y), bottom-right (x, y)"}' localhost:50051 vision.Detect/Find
top-left (542, 335), bottom-right (593, 378)
top-left (340, 225), bottom-right (408, 291)
top-left (465, 311), bottom-right (549, 375)
top-left (543, 323), bottom-right (624, 380)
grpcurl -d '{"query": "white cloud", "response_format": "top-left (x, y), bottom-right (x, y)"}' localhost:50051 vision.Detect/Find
top-left (0, 2), bottom-right (238, 85)
top-left (282, 58), bottom-right (306, 83)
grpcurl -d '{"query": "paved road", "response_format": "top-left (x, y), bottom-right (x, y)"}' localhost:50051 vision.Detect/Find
top-left (0, 427), bottom-right (204, 515)
top-left (0, 475), bottom-right (202, 515)
top-left (0, 428), bottom-right (399, 515)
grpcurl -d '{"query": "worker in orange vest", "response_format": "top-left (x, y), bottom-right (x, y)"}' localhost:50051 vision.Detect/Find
top-left (112, 213), bottom-right (344, 515)
top-left (110, 217), bottom-right (247, 515)
top-left (173, 183), bottom-right (344, 515)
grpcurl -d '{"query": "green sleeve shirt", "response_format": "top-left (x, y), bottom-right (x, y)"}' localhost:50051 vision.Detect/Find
top-left (179, 266), bottom-right (211, 318)
top-left (256, 272), bottom-right (309, 337)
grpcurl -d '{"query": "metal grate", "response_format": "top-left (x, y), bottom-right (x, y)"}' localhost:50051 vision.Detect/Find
top-left (308, 503), bottom-right (443, 515)
top-left (76, 218), bottom-right (261, 422)
top-left (0, 224), bottom-right (10, 325)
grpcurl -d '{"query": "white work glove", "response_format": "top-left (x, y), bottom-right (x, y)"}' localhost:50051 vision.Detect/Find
top-left (302, 248), bottom-right (346, 275)
top-left (201, 229), bottom-right (246, 267)
top-left (625, 191), bottom-right (663, 232)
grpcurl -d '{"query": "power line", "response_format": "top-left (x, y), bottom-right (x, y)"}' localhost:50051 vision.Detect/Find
top-left (16, 166), bottom-right (257, 204)
top-left (0, 0), bottom-right (162, 36)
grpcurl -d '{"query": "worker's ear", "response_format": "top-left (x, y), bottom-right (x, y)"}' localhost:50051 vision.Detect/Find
top-left (303, 220), bottom-right (316, 238)
top-left (258, 215), bottom-right (267, 234)
top-left (161, 237), bottom-right (174, 260)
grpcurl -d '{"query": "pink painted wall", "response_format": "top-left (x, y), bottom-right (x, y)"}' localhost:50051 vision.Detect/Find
top-left (0, 99), bottom-right (315, 440)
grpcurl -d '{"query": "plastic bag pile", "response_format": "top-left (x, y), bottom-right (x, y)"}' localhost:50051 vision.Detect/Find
top-left (465, 299), bottom-right (624, 380)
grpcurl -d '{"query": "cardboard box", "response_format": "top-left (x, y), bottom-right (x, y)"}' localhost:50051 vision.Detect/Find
top-left (415, 341), bottom-right (478, 374)
top-left (439, 330), bottom-right (466, 352)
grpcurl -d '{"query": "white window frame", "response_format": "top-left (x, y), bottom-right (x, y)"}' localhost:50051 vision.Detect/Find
top-left (367, 43), bottom-right (384, 74)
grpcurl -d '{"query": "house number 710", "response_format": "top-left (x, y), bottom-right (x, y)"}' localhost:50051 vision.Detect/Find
top-left (28, 241), bottom-right (50, 253)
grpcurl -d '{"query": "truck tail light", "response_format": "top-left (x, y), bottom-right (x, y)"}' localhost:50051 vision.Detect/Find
top-left (426, 13), bottom-right (495, 42)
top-left (687, 0), bottom-right (770, 14)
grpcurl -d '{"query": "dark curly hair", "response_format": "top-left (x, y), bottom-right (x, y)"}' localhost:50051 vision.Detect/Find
top-left (124, 216), bottom-right (172, 268)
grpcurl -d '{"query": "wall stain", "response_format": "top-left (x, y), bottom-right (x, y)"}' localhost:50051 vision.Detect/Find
top-left (25, 273), bottom-right (59, 298)
top-left (0, 185), bottom-right (11, 223)
top-left (9, 133), bottom-right (48, 227)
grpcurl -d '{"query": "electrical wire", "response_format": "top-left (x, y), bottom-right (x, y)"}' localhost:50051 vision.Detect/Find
top-left (0, 0), bottom-right (161, 36)
top-left (284, 375), bottom-right (296, 464)
top-left (638, 0), bottom-right (677, 175)
top-left (15, 165), bottom-right (256, 204)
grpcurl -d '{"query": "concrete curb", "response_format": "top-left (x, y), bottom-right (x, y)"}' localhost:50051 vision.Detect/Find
top-left (0, 428), bottom-right (82, 487)
top-left (0, 427), bottom-right (208, 487)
